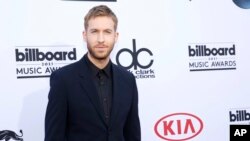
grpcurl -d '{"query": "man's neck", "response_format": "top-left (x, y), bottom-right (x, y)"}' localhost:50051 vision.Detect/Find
top-left (87, 53), bottom-right (110, 69)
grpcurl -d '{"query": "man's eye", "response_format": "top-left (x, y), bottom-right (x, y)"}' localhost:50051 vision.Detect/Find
top-left (105, 30), bottom-right (112, 34)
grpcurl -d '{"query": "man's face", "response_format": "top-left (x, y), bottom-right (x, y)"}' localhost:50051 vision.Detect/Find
top-left (83, 16), bottom-right (118, 61)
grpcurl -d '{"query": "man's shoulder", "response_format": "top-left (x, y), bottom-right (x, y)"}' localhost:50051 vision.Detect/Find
top-left (51, 59), bottom-right (81, 78)
top-left (112, 63), bottom-right (134, 79)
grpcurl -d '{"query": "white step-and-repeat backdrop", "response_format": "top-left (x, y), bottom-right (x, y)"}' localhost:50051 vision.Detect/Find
top-left (1, 0), bottom-right (250, 140)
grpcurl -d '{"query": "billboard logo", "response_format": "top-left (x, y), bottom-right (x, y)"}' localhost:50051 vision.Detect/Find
top-left (233, 0), bottom-right (250, 9)
top-left (230, 110), bottom-right (250, 122)
top-left (154, 113), bottom-right (203, 141)
top-left (188, 42), bottom-right (237, 72)
top-left (15, 45), bottom-right (77, 79)
top-left (0, 130), bottom-right (23, 141)
top-left (16, 48), bottom-right (76, 62)
top-left (229, 108), bottom-right (250, 124)
top-left (189, 45), bottom-right (235, 57)
top-left (116, 39), bottom-right (155, 79)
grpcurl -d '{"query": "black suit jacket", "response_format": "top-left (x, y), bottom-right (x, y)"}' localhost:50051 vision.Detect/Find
top-left (45, 56), bottom-right (141, 141)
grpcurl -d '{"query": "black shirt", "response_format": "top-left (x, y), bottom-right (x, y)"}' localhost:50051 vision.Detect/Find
top-left (84, 54), bottom-right (113, 125)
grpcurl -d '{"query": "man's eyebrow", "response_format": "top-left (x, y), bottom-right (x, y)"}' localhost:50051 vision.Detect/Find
top-left (89, 28), bottom-right (98, 31)
top-left (104, 29), bottom-right (113, 32)
top-left (89, 28), bottom-right (114, 32)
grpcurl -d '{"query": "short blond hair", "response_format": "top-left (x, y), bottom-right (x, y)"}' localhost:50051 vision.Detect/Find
top-left (84, 5), bottom-right (118, 31)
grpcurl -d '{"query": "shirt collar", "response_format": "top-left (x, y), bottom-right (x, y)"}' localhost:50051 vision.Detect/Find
top-left (84, 54), bottom-right (112, 78)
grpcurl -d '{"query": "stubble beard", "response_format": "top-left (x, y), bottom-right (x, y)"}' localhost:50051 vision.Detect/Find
top-left (87, 43), bottom-right (114, 61)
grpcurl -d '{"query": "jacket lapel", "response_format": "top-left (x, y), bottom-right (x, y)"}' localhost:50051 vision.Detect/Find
top-left (109, 64), bottom-right (122, 128)
top-left (77, 57), bottom-right (125, 128)
top-left (77, 57), bottom-right (107, 126)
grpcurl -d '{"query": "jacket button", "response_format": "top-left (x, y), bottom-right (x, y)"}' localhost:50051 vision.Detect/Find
top-left (108, 128), bottom-right (112, 132)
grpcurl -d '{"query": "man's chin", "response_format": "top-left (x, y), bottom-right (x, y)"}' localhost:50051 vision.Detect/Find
top-left (88, 50), bottom-right (111, 61)
top-left (93, 54), bottom-right (109, 60)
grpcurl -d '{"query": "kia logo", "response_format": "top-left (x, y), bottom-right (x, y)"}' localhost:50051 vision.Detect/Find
top-left (154, 113), bottom-right (203, 141)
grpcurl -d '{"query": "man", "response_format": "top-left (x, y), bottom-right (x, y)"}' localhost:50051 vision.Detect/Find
top-left (44, 5), bottom-right (141, 141)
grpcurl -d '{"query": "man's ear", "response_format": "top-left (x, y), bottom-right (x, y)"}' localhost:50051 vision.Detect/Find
top-left (82, 31), bottom-right (87, 41)
top-left (115, 32), bottom-right (119, 42)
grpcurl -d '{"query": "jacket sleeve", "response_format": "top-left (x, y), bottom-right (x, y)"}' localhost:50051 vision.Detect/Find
top-left (45, 71), bottom-right (68, 141)
top-left (123, 76), bottom-right (141, 141)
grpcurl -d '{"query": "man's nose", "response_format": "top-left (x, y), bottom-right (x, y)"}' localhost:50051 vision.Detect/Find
top-left (97, 32), bottom-right (104, 43)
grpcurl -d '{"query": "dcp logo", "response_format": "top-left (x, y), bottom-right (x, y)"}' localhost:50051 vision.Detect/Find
top-left (233, 0), bottom-right (250, 9)
top-left (0, 130), bottom-right (23, 141)
top-left (116, 39), bottom-right (153, 70)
